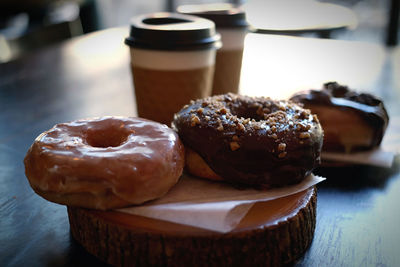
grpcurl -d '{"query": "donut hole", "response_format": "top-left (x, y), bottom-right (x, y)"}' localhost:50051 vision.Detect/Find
top-left (85, 126), bottom-right (131, 148)
top-left (229, 106), bottom-right (265, 122)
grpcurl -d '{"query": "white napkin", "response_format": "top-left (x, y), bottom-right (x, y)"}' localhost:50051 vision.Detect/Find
top-left (117, 174), bottom-right (325, 233)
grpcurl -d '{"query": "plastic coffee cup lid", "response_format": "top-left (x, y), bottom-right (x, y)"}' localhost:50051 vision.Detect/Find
top-left (125, 12), bottom-right (221, 51)
top-left (177, 3), bottom-right (248, 28)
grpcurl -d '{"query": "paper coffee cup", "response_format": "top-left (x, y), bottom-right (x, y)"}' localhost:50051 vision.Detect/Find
top-left (125, 13), bottom-right (221, 126)
top-left (178, 4), bottom-right (249, 95)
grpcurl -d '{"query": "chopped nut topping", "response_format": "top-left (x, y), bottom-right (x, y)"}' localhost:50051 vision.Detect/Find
top-left (197, 107), bottom-right (204, 114)
top-left (300, 110), bottom-right (310, 119)
top-left (237, 123), bottom-right (245, 131)
top-left (201, 102), bottom-right (208, 107)
top-left (243, 118), bottom-right (250, 124)
top-left (278, 152), bottom-right (287, 158)
top-left (217, 124), bottom-right (224, 131)
top-left (219, 108), bottom-right (227, 114)
top-left (278, 143), bottom-right (286, 151)
top-left (230, 141), bottom-right (240, 151)
top-left (205, 115), bottom-right (210, 121)
top-left (256, 106), bottom-right (264, 116)
top-left (299, 132), bottom-right (311, 139)
top-left (297, 122), bottom-right (311, 131)
top-left (271, 125), bottom-right (277, 133)
top-left (224, 95), bottom-right (232, 102)
top-left (190, 114), bottom-right (200, 126)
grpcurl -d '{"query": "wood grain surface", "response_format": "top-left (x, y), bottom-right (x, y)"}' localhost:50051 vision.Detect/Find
top-left (67, 187), bottom-right (316, 267)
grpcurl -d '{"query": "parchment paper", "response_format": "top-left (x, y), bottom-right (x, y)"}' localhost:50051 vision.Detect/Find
top-left (118, 174), bottom-right (325, 233)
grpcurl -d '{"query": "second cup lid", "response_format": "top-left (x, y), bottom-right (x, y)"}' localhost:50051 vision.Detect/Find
top-left (125, 12), bottom-right (221, 51)
top-left (177, 3), bottom-right (248, 28)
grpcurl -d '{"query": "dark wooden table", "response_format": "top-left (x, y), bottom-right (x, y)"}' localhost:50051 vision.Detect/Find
top-left (1, 27), bottom-right (400, 266)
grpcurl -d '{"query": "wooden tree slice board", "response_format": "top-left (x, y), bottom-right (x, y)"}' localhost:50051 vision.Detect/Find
top-left (67, 186), bottom-right (317, 267)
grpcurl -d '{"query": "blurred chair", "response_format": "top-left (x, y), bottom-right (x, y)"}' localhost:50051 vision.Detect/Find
top-left (386, 0), bottom-right (399, 46)
top-left (0, 0), bottom-right (100, 62)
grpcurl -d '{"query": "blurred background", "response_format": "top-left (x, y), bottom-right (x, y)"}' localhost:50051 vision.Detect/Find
top-left (0, 0), bottom-right (398, 62)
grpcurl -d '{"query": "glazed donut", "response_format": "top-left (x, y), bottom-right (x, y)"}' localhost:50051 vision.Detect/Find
top-left (172, 93), bottom-right (323, 188)
top-left (24, 116), bottom-right (185, 210)
top-left (290, 82), bottom-right (389, 153)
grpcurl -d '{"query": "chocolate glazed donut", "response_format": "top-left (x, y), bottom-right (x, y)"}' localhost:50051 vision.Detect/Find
top-left (173, 94), bottom-right (323, 188)
top-left (290, 82), bottom-right (389, 152)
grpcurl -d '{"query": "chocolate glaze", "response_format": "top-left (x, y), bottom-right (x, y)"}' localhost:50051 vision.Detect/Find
top-left (290, 82), bottom-right (389, 150)
top-left (172, 94), bottom-right (323, 188)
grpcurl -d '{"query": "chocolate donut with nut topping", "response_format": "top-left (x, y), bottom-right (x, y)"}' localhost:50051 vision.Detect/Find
top-left (172, 93), bottom-right (323, 188)
top-left (290, 82), bottom-right (389, 153)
